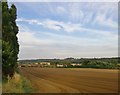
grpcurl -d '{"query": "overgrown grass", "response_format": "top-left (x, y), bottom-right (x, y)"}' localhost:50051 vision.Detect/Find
top-left (2, 73), bottom-right (34, 93)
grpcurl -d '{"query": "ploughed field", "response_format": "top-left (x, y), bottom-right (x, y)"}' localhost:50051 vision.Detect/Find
top-left (19, 67), bottom-right (118, 93)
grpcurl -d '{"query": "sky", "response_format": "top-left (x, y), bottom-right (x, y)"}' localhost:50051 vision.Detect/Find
top-left (9, 2), bottom-right (118, 60)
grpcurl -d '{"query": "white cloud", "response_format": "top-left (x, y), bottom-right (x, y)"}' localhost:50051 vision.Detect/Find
top-left (56, 6), bottom-right (67, 14)
top-left (62, 22), bottom-right (81, 32)
top-left (82, 12), bottom-right (93, 24)
top-left (17, 18), bottom-right (118, 40)
top-left (42, 19), bottom-right (83, 32)
top-left (16, 2), bottom-right (117, 30)
top-left (17, 31), bottom-right (39, 47)
top-left (16, 18), bottom-right (43, 25)
top-left (93, 13), bottom-right (118, 29)
top-left (15, 2), bottom-right (118, 59)
top-left (17, 24), bottom-right (118, 59)
top-left (68, 3), bottom-right (84, 22)
top-left (17, 18), bottom-right (82, 32)
top-left (66, 2), bottom-right (118, 28)
top-left (42, 19), bottom-right (62, 31)
top-left (17, 2), bottom-right (118, 30)
top-left (17, 25), bottom-right (56, 48)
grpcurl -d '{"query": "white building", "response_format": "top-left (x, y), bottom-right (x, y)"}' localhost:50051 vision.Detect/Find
top-left (57, 64), bottom-right (64, 67)
top-left (71, 63), bottom-right (81, 66)
top-left (35, 63), bottom-right (39, 65)
top-left (40, 62), bottom-right (51, 66)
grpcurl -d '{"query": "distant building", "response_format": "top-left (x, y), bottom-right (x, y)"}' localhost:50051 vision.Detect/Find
top-left (28, 64), bottom-right (32, 67)
top-left (71, 63), bottom-right (82, 66)
top-left (35, 63), bottom-right (39, 65)
top-left (57, 64), bottom-right (64, 67)
top-left (19, 62), bottom-right (52, 68)
top-left (40, 62), bottom-right (50, 66)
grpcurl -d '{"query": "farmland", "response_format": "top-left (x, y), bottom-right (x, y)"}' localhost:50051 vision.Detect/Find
top-left (19, 67), bottom-right (118, 93)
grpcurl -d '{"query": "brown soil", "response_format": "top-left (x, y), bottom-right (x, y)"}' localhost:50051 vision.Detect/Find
top-left (19, 67), bottom-right (118, 93)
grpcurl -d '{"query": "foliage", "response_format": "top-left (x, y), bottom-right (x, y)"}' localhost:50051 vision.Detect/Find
top-left (79, 58), bottom-right (118, 69)
top-left (19, 57), bottom-right (119, 69)
top-left (2, 2), bottom-right (19, 80)
top-left (2, 73), bottom-right (33, 93)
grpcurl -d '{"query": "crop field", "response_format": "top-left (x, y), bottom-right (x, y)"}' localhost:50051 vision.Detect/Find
top-left (19, 67), bottom-right (118, 93)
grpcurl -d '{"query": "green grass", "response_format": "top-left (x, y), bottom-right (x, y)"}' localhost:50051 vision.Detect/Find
top-left (2, 73), bottom-right (34, 93)
top-left (21, 76), bottom-right (33, 93)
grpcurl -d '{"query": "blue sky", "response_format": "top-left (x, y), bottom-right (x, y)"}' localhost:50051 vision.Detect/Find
top-left (9, 2), bottom-right (118, 59)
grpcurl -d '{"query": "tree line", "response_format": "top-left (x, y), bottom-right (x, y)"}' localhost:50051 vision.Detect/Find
top-left (19, 57), bottom-right (119, 69)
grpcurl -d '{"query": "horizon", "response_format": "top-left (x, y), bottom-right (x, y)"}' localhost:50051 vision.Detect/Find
top-left (9, 2), bottom-right (118, 60)
top-left (18, 56), bottom-right (118, 61)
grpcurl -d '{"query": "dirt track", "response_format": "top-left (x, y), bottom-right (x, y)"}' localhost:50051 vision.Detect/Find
top-left (19, 67), bottom-right (118, 93)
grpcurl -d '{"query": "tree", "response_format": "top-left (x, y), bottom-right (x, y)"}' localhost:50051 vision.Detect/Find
top-left (2, 2), bottom-right (19, 80)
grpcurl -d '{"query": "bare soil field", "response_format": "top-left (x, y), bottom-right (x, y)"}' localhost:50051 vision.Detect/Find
top-left (19, 67), bottom-right (118, 93)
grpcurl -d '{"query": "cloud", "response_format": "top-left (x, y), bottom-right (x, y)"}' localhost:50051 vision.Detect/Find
top-left (19, 43), bottom-right (117, 60)
top-left (18, 31), bottom-right (118, 60)
top-left (93, 13), bottom-right (118, 29)
top-left (42, 19), bottom-right (82, 32)
top-left (17, 31), bottom-right (40, 47)
top-left (66, 2), bottom-right (118, 28)
top-left (42, 19), bottom-right (62, 31)
top-left (17, 25), bottom-right (57, 47)
top-left (56, 6), bottom-right (67, 14)
top-left (15, 2), bottom-right (117, 30)
top-left (17, 18), bottom-right (118, 50)
top-left (15, 2), bottom-right (118, 59)
top-left (17, 24), bottom-right (118, 59)
top-left (17, 18), bottom-right (117, 40)
top-left (17, 18), bottom-right (82, 32)
top-left (16, 18), bottom-right (43, 25)
top-left (68, 3), bottom-right (84, 22)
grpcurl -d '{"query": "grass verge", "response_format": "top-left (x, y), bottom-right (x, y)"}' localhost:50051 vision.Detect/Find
top-left (2, 73), bottom-right (34, 93)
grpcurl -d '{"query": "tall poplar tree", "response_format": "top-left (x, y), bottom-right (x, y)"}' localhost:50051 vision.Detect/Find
top-left (2, 2), bottom-right (19, 80)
